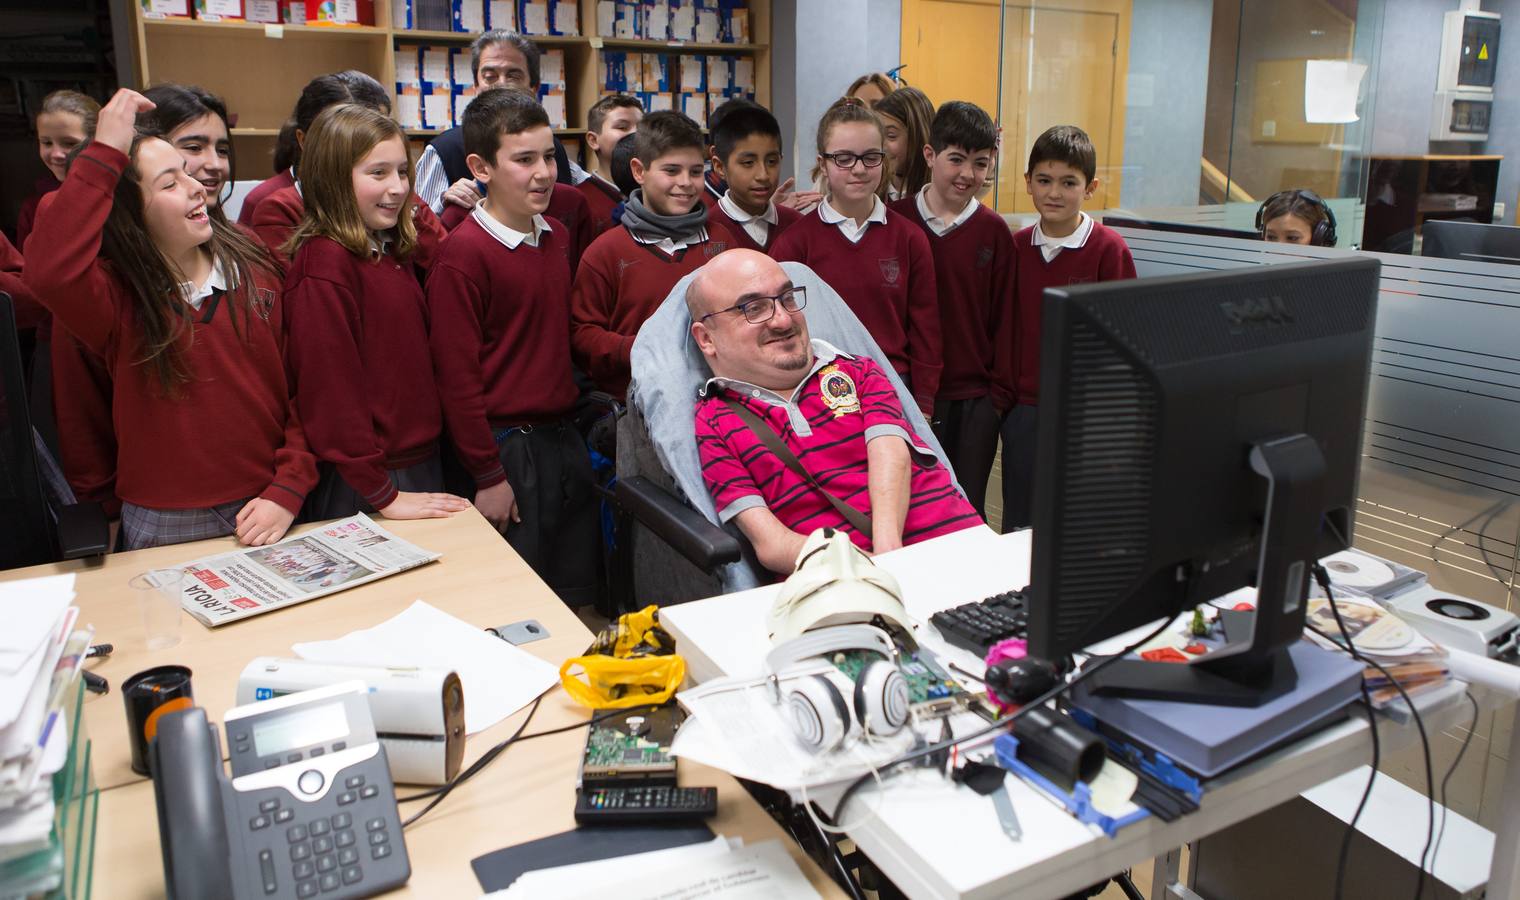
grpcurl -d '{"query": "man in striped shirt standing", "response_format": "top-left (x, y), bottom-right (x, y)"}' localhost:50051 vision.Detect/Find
top-left (689, 250), bottom-right (980, 576)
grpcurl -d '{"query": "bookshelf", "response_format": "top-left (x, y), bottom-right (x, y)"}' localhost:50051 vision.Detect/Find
top-left (125, 1), bottom-right (772, 178)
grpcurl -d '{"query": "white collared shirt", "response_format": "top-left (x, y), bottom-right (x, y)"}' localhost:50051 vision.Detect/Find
top-left (630, 227), bottom-right (708, 257)
top-left (471, 202), bottom-right (551, 250)
top-left (817, 195), bottom-right (887, 244)
top-left (886, 182), bottom-right (905, 202)
top-left (1031, 212), bottom-right (1094, 263)
top-left (177, 257), bottom-right (229, 311)
top-left (914, 185), bottom-right (980, 237)
top-left (718, 191), bottom-right (779, 247)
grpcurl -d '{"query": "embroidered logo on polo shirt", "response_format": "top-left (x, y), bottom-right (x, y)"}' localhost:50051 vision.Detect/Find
top-left (818, 364), bottom-right (861, 417)
top-left (976, 245), bottom-right (995, 268)
top-left (879, 257), bottom-right (901, 285)
top-left (253, 288), bottom-right (275, 321)
top-left (703, 241), bottom-right (728, 258)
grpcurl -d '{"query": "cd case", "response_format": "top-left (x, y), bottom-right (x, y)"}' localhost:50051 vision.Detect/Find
top-left (1317, 548), bottom-right (1426, 600)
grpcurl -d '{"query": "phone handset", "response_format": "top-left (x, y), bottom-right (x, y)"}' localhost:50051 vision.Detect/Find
top-left (150, 706), bottom-right (236, 900)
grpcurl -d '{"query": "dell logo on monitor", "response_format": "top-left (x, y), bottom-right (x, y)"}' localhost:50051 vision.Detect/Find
top-left (1221, 295), bottom-right (1294, 331)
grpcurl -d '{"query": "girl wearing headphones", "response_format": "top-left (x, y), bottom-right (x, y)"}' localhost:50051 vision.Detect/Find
top-left (1258, 189), bottom-right (1338, 246)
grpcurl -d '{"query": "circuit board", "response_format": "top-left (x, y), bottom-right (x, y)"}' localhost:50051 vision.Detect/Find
top-left (830, 646), bottom-right (993, 719)
top-left (579, 704), bottom-right (681, 787)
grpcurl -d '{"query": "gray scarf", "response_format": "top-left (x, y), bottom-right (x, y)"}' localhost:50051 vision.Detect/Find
top-left (621, 189), bottom-right (710, 242)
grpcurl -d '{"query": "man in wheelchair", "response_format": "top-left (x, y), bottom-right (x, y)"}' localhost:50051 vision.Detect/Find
top-left (685, 250), bottom-right (979, 575)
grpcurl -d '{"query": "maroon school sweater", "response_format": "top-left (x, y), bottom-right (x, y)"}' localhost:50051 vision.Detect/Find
top-left (711, 199), bottom-right (802, 255)
top-left (1006, 220), bottom-right (1137, 406)
top-left (237, 167), bottom-right (296, 227)
top-left (426, 214), bottom-right (579, 488)
top-left (251, 186), bottom-right (448, 268)
top-left (891, 197), bottom-right (1017, 409)
top-left (576, 175), bottom-right (623, 238)
top-left (438, 184), bottom-right (594, 275)
top-left (769, 208), bottom-right (942, 409)
top-left (1, 231), bottom-right (44, 330)
top-left (23, 142), bottom-right (316, 514)
top-left (570, 222), bottom-right (735, 399)
top-left (283, 235), bottom-right (443, 510)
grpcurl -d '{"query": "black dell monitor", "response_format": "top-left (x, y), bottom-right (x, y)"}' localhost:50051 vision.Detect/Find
top-left (1026, 257), bottom-right (1381, 706)
top-left (1102, 215), bottom-right (1260, 242)
top-left (1421, 220), bottom-right (1520, 266)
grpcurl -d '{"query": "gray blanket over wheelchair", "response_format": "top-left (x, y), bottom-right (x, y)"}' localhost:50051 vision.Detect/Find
top-left (628, 260), bottom-right (960, 593)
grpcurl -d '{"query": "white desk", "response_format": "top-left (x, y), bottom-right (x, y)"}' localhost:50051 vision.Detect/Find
top-left (663, 526), bottom-right (1520, 900)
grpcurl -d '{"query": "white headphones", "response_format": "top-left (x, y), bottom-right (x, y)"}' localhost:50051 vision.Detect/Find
top-left (764, 624), bottom-right (911, 754)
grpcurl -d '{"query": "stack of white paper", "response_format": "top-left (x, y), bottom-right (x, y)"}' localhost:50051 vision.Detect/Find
top-left (484, 836), bottom-right (820, 899)
top-left (0, 574), bottom-right (93, 891)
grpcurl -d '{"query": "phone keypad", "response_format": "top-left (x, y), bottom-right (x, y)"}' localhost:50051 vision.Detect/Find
top-left (256, 786), bottom-right (396, 897)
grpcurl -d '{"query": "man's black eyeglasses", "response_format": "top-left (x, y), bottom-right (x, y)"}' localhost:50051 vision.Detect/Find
top-left (698, 286), bottom-right (808, 325)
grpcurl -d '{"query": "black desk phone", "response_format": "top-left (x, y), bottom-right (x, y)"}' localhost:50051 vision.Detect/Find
top-left (150, 681), bottom-right (411, 899)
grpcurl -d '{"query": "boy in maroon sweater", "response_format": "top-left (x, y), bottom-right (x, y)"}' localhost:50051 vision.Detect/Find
top-left (891, 101), bottom-right (1012, 520)
top-left (1000, 125), bottom-right (1136, 530)
top-left (577, 93), bottom-right (643, 237)
top-left (571, 110), bottom-right (733, 399)
top-left (708, 100), bottom-right (802, 255)
top-left (426, 89), bottom-right (598, 606)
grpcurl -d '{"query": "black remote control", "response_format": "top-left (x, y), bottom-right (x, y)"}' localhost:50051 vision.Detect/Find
top-left (574, 785), bottom-right (718, 825)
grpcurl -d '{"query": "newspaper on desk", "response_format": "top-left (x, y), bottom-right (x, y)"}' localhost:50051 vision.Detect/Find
top-left (174, 515), bottom-right (440, 627)
top-left (671, 664), bottom-right (919, 790)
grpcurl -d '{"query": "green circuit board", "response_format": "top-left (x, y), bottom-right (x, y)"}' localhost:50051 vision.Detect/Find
top-left (829, 646), bottom-right (990, 718)
top-left (580, 704), bottom-right (680, 786)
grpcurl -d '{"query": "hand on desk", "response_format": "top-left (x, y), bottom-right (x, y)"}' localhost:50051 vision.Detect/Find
top-left (378, 491), bottom-right (471, 520)
top-left (235, 498), bottom-right (295, 545)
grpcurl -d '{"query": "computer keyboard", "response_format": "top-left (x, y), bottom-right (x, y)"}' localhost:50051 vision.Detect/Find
top-left (929, 590), bottom-right (1029, 658)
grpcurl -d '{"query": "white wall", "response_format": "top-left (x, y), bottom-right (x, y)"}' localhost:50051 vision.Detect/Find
top-left (770, 0), bottom-right (902, 184)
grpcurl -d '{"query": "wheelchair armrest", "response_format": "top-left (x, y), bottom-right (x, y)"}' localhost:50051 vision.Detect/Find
top-left (616, 476), bottom-right (742, 569)
top-left (55, 502), bottom-right (110, 559)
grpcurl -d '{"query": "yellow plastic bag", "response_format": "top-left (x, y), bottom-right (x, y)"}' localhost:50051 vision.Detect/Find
top-left (560, 605), bottom-right (686, 708)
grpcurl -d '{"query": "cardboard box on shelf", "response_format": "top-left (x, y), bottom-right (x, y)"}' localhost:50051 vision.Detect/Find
top-left (679, 92), bottom-right (707, 127)
top-left (642, 53), bottom-right (672, 93)
top-left (141, 0), bottom-right (192, 18)
top-left (695, 2), bottom-right (720, 43)
top-left (642, 0), bottom-right (669, 40)
top-left (245, 0), bottom-right (281, 20)
top-left (541, 48), bottom-right (567, 89)
top-left (679, 54), bottom-right (707, 92)
top-left (422, 45), bottom-right (452, 88)
top-left (195, 0), bottom-right (246, 21)
top-left (540, 88), bottom-right (568, 128)
top-left (453, 85), bottom-right (479, 127)
top-left (423, 84), bottom-right (452, 130)
top-left (598, 50), bottom-right (630, 91)
top-left (396, 45), bottom-right (423, 88)
top-left (305, 0), bottom-right (374, 25)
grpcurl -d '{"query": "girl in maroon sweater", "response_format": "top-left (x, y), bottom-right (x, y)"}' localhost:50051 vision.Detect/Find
top-left (282, 103), bottom-right (469, 522)
top-left (24, 88), bottom-right (316, 550)
top-left (770, 98), bottom-right (941, 414)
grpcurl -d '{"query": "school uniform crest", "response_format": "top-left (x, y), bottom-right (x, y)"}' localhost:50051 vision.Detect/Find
top-left (976, 245), bottom-right (995, 268)
top-left (818, 364), bottom-right (861, 417)
top-left (703, 241), bottom-right (728, 258)
top-left (253, 288), bottom-right (276, 321)
top-left (878, 257), bottom-right (901, 285)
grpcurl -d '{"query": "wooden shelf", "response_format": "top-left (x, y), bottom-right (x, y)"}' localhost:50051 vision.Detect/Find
top-left (404, 127), bottom-right (586, 138)
top-left (231, 127), bottom-right (281, 136)
top-left (597, 38), bottom-right (764, 53)
top-left (389, 30), bottom-right (764, 53)
top-left (142, 17), bottom-right (388, 39)
top-left (392, 29), bottom-right (587, 46)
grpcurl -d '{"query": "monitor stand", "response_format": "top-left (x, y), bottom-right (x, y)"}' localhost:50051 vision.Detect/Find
top-left (1082, 434), bottom-right (1329, 708)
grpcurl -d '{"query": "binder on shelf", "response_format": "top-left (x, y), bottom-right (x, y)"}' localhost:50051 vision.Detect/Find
top-left (596, 0), bottom-right (640, 38)
top-left (423, 85), bottom-right (452, 131)
top-left (695, 0), bottom-right (719, 43)
top-left (668, 0), bottom-right (694, 40)
top-left (679, 92), bottom-right (706, 127)
top-left (519, 0), bottom-right (550, 33)
top-left (679, 53), bottom-right (706, 92)
top-left (642, 53), bottom-right (672, 93)
top-left (453, 0), bottom-right (486, 32)
top-left (540, 88), bottom-right (568, 128)
top-left (282, 1), bottom-right (306, 22)
top-left (422, 45), bottom-right (452, 89)
top-left (640, 91), bottom-right (675, 113)
top-left (541, 48), bottom-right (568, 89)
top-left (598, 51), bottom-right (630, 91)
top-left (642, 0), bottom-right (670, 40)
top-left (396, 45), bottom-right (423, 89)
top-left (397, 86), bottom-right (425, 130)
top-left (992, 733), bottom-right (1151, 839)
top-left (551, 0), bottom-right (579, 34)
top-left (488, 0), bottom-right (515, 29)
top-left (719, 0), bottom-right (746, 42)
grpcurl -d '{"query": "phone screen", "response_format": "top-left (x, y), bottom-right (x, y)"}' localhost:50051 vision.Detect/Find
top-left (253, 702), bottom-right (350, 757)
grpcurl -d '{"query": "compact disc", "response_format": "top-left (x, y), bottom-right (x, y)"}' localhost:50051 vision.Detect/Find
top-left (1320, 551), bottom-right (1396, 589)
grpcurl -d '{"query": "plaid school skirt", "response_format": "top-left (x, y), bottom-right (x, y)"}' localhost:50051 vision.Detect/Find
top-left (121, 497), bottom-right (253, 551)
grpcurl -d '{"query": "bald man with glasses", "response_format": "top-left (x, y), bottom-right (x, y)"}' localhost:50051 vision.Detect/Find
top-left (687, 250), bottom-right (979, 575)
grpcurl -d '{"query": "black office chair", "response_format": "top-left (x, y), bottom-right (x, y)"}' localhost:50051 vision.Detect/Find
top-left (0, 293), bottom-right (109, 570)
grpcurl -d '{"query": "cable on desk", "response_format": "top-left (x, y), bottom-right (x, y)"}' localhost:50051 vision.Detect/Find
top-left (1309, 563), bottom-right (1435, 900)
top-left (830, 615), bottom-right (1177, 823)
top-left (1432, 690), bottom-right (1479, 874)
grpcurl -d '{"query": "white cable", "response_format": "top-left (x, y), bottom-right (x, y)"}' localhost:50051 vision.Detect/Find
top-left (799, 743), bottom-right (886, 834)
